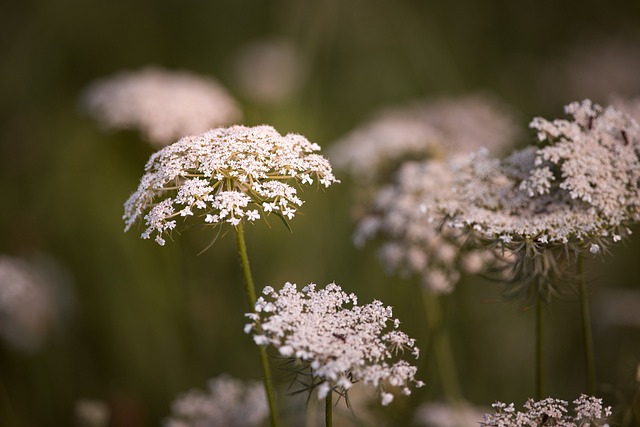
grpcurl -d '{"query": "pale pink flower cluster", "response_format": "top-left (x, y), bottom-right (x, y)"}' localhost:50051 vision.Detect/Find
top-left (355, 159), bottom-right (497, 294)
top-left (123, 125), bottom-right (338, 245)
top-left (164, 375), bottom-right (268, 427)
top-left (329, 94), bottom-right (518, 183)
top-left (245, 282), bottom-right (424, 405)
top-left (440, 100), bottom-right (640, 255)
top-left (82, 67), bottom-right (241, 146)
top-left (0, 256), bottom-right (56, 351)
top-left (482, 395), bottom-right (611, 427)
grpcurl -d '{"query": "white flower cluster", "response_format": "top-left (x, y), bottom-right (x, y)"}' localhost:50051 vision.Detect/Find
top-left (0, 256), bottom-right (55, 351)
top-left (482, 395), bottom-right (612, 427)
top-left (123, 125), bottom-right (339, 245)
top-left (164, 375), bottom-right (268, 427)
top-left (245, 282), bottom-right (424, 405)
top-left (82, 67), bottom-right (241, 146)
top-left (354, 159), bottom-right (498, 294)
top-left (440, 100), bottom-right (640, 255)
top-left (329, 94), bottom-right (518, 183)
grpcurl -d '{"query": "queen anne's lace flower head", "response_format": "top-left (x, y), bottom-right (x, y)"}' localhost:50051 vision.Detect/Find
top-left (438, 100), bottom-right (640, 298)
top-left (123, 125), bottom-right (339, 245)
top-left (329, 94), bottom-right (518, 184)
top-left (355, 159), bottom-right (499, 294)
top-left (482, 395), bottom-right (612, 427)
top-left (82, 67), bottom-right (241, 146)
top-left (245, 282), bottom-right (424, 405)
top-left (164, 375), bottom-right (268, 427)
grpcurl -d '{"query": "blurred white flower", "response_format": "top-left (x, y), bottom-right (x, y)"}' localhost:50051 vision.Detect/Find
top-left (74, 399), bottom-right (110, 427)
top-left (414, 401), bottom-right (486, 427)
top-left (123, 125), bottom-right (338, 245)
top-left (0, 255), bottom-right (56, 351)
top-left (245, 282), bottom-right (424, 405)
top-left (355, 159), bottom-right (499, 294)
top-left (232, 38), bottom-right (305, 105)
top-left (329, 93), bottom-right (519, 184)
top-left (165, 375), bottom-right (268, 427)
top-left (82, 66), bottom-right (241, 146)
top-left (482, 395), bottom-right (611, 426)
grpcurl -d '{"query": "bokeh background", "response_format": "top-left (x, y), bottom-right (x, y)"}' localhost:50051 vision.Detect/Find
top-left (1, 0), bottom-right (640, 425)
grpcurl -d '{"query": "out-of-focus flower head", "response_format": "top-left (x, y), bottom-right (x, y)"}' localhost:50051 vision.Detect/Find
top-left (482, 395), bottom-right (611, 427)
top-left (232, 38), bottom-right (305, 105)
top-left (82, 66), bottom-right (241, 146)
top-left (414, 400), bottom-right (487, 427)
top-left (164, 375), bottom-right (268, 427)
top-left (245, 282), bottom-right (424, 405)
top-left (123, 125), bottom-right (338, 245)
top-left (329, 93), bottom-right (519, 186)
top-left (0, 255), bottom-right (57, 351)
top-left (355, 159), bottom-right (500, 294)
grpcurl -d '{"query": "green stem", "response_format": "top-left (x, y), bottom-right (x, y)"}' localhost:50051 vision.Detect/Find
top-left (235, 223), bottom-right (280, 427)
top-left (577, 256), bottom-right (596, 394)
top-left (325, 390), bottom-right (333, 427)
top-left (536, 293), bottom-right (544, 400)
top-left (422, 291), bottom-right (462, 401)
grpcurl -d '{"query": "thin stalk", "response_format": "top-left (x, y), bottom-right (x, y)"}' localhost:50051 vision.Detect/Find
top-left (325, 391), bottom-right (333, 427)
top-left (577, 256), bottom-right (596, 394)
top-left (235, 223), bottom-right (280, 427)
top-left (422, 291), bottom-right (462, 401)
top-left (535, 293), bottom-right (544, 400)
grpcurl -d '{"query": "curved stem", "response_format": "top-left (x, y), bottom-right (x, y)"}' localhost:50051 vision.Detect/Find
top-left (422, 291), bottom-right (462, 401)
top-left (235, 223), bottom-right (280, 427)
top-left (577, 256), bottom-right (596, 394)
top-left (325, 390), bottom-right (333, 427)
top-left (535, 293), bottom-right (544, 400)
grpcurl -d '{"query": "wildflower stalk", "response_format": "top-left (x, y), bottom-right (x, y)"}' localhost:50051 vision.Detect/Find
top-left (535, 293), bottom-right (544, 400)
top-left (325, 391), bottom-right (333, 427)
top-left (235, 223), bottom-right (280, 427)
top-left (422, 291), bottom-right (462, 401)
top-left (577, 256), bottom-right (596, 394)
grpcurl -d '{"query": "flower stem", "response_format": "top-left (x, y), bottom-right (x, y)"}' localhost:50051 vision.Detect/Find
top-left (422, 291), bottom-right (462, 401)
top-left (577, 256), bottom-right (596, 394)
top-left (235, 223), bottom-right (280, 427)
top-left (535, 292), bottom-right (544, 400)
top-left (325, 391), bottom-right (333, 427)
